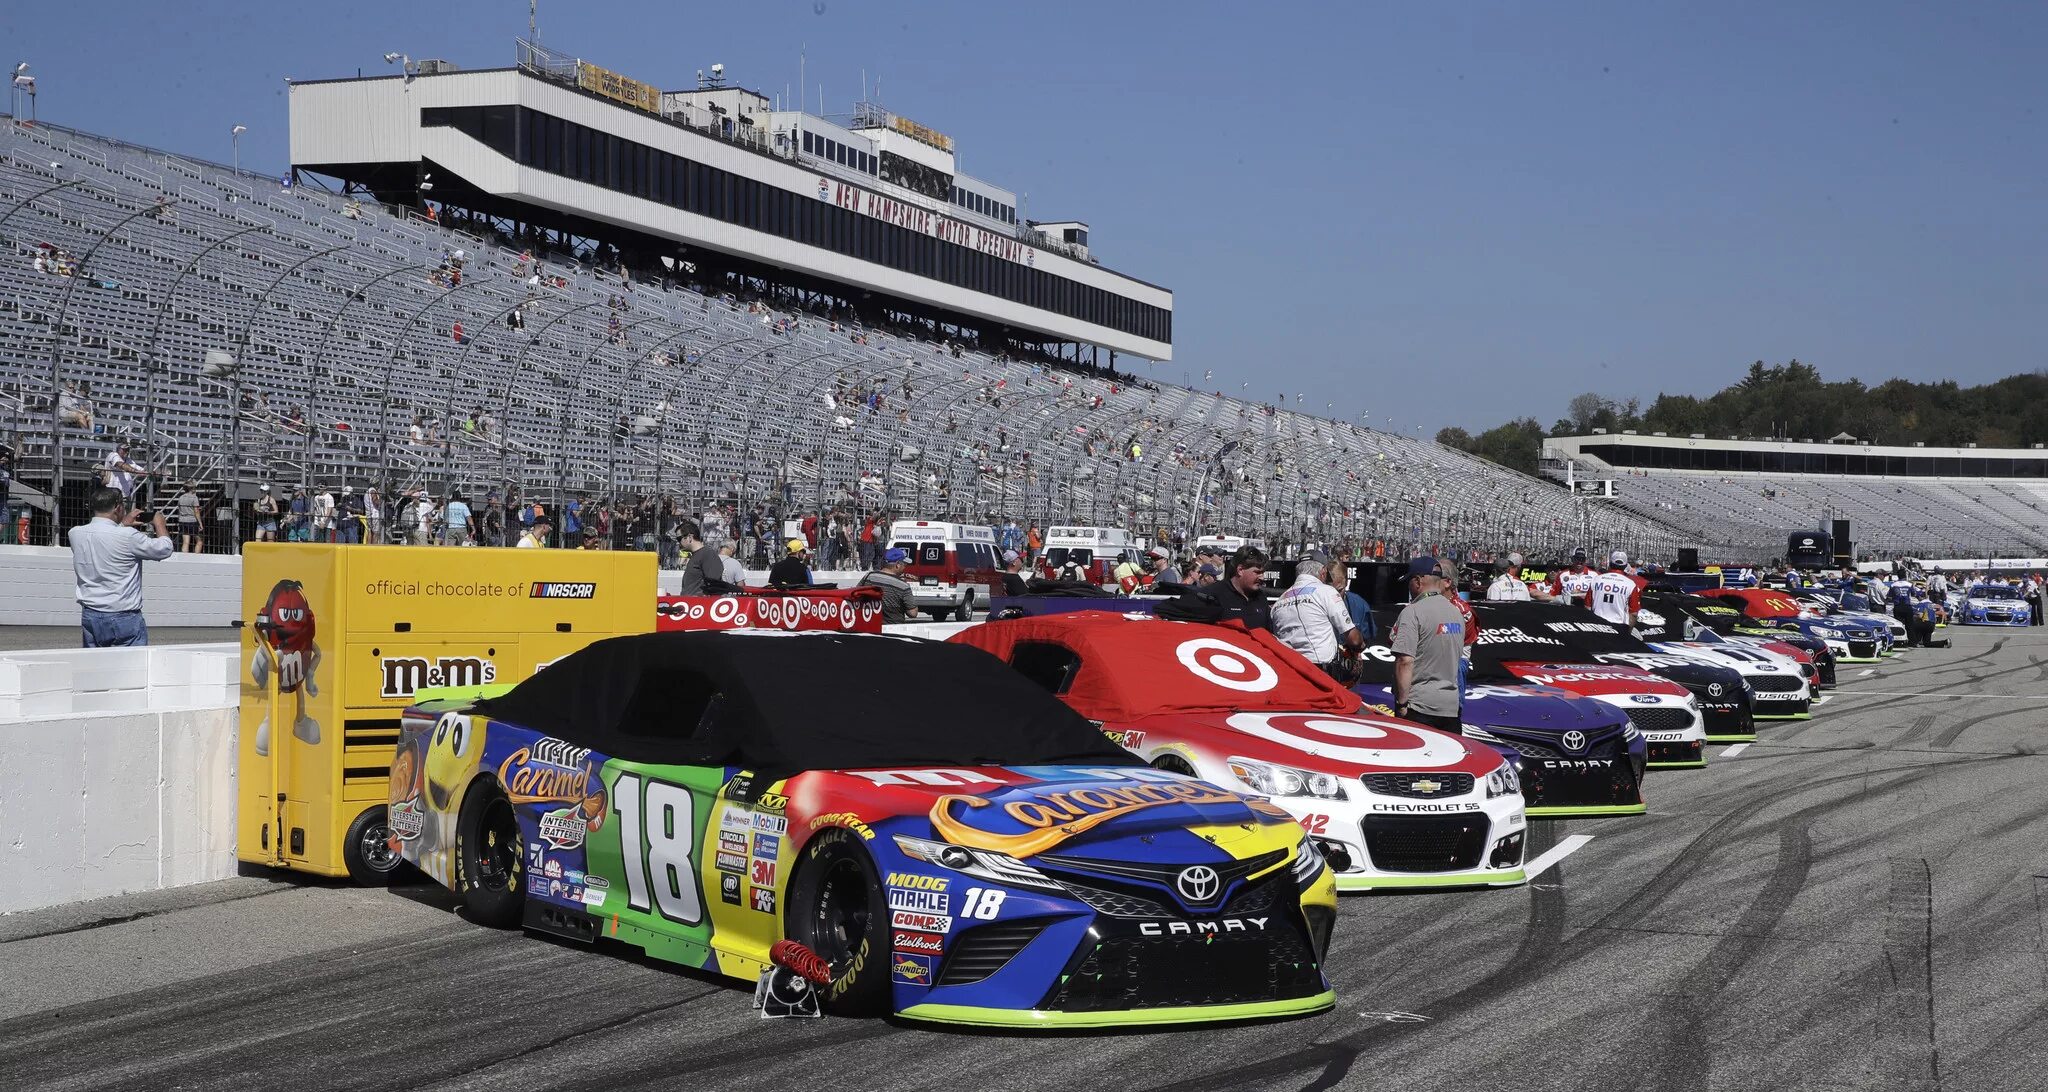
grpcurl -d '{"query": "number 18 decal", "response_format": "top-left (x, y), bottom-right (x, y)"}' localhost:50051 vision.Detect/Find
top-left (614, 772), bottom-right (704, 925)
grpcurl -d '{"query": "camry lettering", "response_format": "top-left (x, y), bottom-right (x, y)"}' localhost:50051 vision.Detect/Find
top-left (1139, 917), bottom-right (1269, 936)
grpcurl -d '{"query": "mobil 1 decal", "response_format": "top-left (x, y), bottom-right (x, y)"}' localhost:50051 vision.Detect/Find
top-left (577, 761), bottom-right (726, 949)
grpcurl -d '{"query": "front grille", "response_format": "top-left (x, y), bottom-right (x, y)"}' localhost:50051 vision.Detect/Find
top-left (1361, 772), bottom-right (1475, 799)
top-left (1626, 707), bottom-right (1694, 733)
top-left (1043, 918), bottom-right (1324, 1012)
top-left (1648, 739), bottom-right (1704, 764)
top-left (1521, 755), bottom-right (1641, 807)
top-left (1037, 849), bottom-right (1287, 916)
top-left (1848, 639), bottom-right (1878, 657)
top-left (1749, 675), bottom-right (1803, 693)
top-left (1359, 816), bottom-right (1488, 873)
top-left (936, 918), bottom-right (1055, 986)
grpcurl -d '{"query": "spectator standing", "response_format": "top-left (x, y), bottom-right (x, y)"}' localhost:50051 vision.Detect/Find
top-left (1025, 524), bottom-right (1043, 563)
top-left (1588, 551), bottom-right (1644, 626)
top-left (768, 539), bottom-right (813, 588)
top-left (719, 541), bottom-right (746, 586)
top-left (1147, 545), bottom-right (1182, 586)
top-left (311, 486), bottom-right (335, 543)
top-left (859, 548), bottom-right (921, 623)
top-left (1328, 557), bottom-right (1377, 640)
top-left (1272, 557), bottom-right (1364, 681)
top-left (336, 486), bottom-right (364, 544)
top-left (69, 487), bottom-right (175, 647)
top-left (564, 493), bottom-right (585, 548)
top-left (173, 483), bottom-right (202, 552)
top-left (517, 518), bottom-right (551, 548)
top-left (679, 531), bottom-right (722, 594)
top-left (1001, 550), bottom-right (1029, 595)
top-left (253, 485), bottom-right (279, 543)
top-left (364, 485), bottom-right (385, 544)
top-left (100, 441), bottom-right (151, 501)
top-left (1549, 549), bottom-right (1596, 607)
top-left (287, 487), bottom-right (311, 542)
top-left (0, 447), bottom-right (13, 544)
top-left (480, 495), bottom-right (505, 548)
top-left (443, 492), bottom-right (473, 546)
top-left (1389, 557), bottom-right (1465, 732)
top-left (411, 492), bottom-right (438, 545)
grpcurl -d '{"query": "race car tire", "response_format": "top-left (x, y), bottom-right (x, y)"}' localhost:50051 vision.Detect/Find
top-left (455, 783), bottom-right (526, 929)
top-left (1151, 754), bottom-right (1198, 777)
top-left (343, 804), bottom-right (408, 887)
top-left (787, 828), bottom-right (891, 1016)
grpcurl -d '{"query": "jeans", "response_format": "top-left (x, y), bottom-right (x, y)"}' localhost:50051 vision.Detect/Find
top-left (336, 520), bottom-right (361, 544)
top-left (81, 607), bottom-right (149, 647)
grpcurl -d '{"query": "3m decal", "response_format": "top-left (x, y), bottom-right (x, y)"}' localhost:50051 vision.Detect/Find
top-left (750, 858), bottom-right (778, 887)
top-left (1175, 637), bottom-right (1279, 692)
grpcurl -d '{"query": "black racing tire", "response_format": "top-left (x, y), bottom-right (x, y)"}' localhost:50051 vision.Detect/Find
top-left (455, 782), bottom-right (525, 929)
top-left (787, 828), bottom-right (891, 1016)
top-left (343, 805), bottom-right (408, 887)
top-left (1152, 754), bottom-right (1198, 776)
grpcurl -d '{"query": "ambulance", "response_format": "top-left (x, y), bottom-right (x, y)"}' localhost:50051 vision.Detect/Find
top-left (1040, 525), bottom-right (1145, 589)
top-left (887, 520), bottom-right (1002, 621)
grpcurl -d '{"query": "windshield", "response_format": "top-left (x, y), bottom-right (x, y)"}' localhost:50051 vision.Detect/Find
top-left (1044, 548), bottom-right (1095, 568)
top-left (1969, 584), bottom-right (2021, 600)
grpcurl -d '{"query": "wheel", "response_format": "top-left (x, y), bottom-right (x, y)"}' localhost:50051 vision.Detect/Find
top-left (1152, 754), bottom-right (1198, 776)
top-left (929, 607), bottom-right (953, 623)
top-left (455, 784), bottom-right (525, 928)
top-left (955, 595), bottom-right (975, 623)
top-left (787, 828), bottom-right (891, 1016)
top-left (343, 805), bottom-right (407, 886)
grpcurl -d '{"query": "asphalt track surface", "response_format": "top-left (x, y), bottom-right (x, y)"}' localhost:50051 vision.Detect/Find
top-left (6, 627), bottom-right (2047, 1092)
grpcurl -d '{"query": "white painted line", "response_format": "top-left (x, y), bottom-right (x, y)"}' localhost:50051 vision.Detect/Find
top-left (1358, 1011), bottom-right (1432, 1023)
top-left (1859, 669), bottom-right (1878, 677)
top-left (1524, 834), bottom-right (1594, 880)
top-left (1720, 743), bottom-right (1750, 757)
top-left (1826, 690), bottom-right (2048, 700)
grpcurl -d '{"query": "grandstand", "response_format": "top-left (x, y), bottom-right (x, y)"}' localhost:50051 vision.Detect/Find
top-left (1547, 432), bottom-right (2048, 559)
top-left (0, 46), bottom-right (1688, 561)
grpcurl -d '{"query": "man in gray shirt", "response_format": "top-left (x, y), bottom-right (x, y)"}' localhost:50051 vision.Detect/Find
top-left (679, 532), bottom-right (725, 595)
top-left (1389, 556), bottom-right (1465, 732)
top-left (69, 487), bottom-right (175, 647)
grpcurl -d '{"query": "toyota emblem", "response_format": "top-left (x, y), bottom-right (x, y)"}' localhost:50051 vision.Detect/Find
top-left (1561, 730), bottom-right (1587, 753)
top-left (1176, 865), bottom-right (1221, 903)
top-left (1708, 682), bottom-right (1724, 697)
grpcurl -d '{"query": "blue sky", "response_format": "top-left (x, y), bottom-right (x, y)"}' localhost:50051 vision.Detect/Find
top-left (6, 1), bottom-right (2044, 436)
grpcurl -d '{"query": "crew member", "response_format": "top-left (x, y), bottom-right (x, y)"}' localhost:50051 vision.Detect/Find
top-left (859, 547), bottom-right (921, 623)
top-left (1549, 548), bottom-right (1596, 607)
top-left (1202, 546), bottom-right (1273, 630)
top-left (1272, 557), bottom-right (1363, 680)
top-left (1486, 552), bottom-right (1552, 602)
top-left (1390, 557), bottom-right (1464, 732)
top-left (1588, 550), bottom-right (1644, 626)
top-left (69, 487), bottom-right (175, 647)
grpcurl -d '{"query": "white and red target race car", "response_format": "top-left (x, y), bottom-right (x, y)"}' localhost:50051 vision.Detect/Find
top-left (951, 612), bottom-right (1530, 892)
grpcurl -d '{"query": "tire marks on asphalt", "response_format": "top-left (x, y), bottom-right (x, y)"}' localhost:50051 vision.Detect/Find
top-left (1881, 858), bottom-right (1942, 1092)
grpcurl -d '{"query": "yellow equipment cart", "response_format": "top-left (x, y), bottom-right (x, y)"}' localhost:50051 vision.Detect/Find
top-left (236, 544), bottom-right (654, 883)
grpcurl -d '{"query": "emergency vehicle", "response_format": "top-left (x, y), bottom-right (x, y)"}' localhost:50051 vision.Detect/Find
top-left (887, 520), bottom-right (1002, 621)
top-left (1040, 525), bottom-right (1144, 589)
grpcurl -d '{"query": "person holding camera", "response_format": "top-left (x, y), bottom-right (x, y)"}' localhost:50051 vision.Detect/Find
top-left (69, 487), bottom-right (175, 647)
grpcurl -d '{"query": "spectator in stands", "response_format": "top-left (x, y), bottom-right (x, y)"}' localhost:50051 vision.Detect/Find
top-left (69, 487), bottom-right (174, 647)
top-left (253, 485), bottom-right (279, 543)
top-left (100, 441), bottom-right (150, 501)
top-left (443, 492), bottom-right (473, 546)
top-left (411, 491), bottom-right (437, 545)
top-left (719, 541), bottom-right (745, 586)
top-left (311, 485), bottom-right (335, 543)
top-left (364, 485), bottom-right (385, 544)
top-left (680, 531), bottom-right (723, 594)
top-left (173, 483), bottom-right (202, 553)
top-left (335, 486), bottom-right (363, 544)
top-left (517, 518), bottom-right (551, 548)
top-left (769, 539), bottom-right (813, 589)
top-left (1389, 556), bottom-right (1464, 733)
top-left (564, 493), bottom-right (585, 548)
top-left (287, 487), bottom-right (311, 542)
top-left (860, 548), bottom-right (921, 623)
top-left (1001, 550), bottom-right (1029, 595)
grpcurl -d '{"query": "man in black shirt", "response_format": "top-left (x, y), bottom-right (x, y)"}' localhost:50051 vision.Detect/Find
top-left (1000, 550), bottom-right (1029, 596)
top-left (1205, 546), bottom-right (1273, 630)
top-left (768, 538), bottom-right (814, 588)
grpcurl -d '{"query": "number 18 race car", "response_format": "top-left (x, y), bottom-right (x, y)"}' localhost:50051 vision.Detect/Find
top-left (388, 631), bottom-right (1337, 1028)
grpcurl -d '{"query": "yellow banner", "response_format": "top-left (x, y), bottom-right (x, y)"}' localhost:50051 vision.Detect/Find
top-left (890, 114), bottom-right (953, 153)
top-left (577, 60), bottom-right (661, 114)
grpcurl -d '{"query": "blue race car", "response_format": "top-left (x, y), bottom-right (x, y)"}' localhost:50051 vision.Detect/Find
top-left (1954, 582), bottom-right (2033, 626)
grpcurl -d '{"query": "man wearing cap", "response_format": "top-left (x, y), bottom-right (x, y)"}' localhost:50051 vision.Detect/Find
top-left (1000, 550), bottom-right (1029, 596)
top-left (1273, 555), bottom-right (1363, 680)
top-left (859, 547), bottom-right (921, 623)
top-left (1390, 556), bottom-right (1465, 732)
top-left (769, 539), bottom-right (813, 589)
top-left (1487, 552), bottom-right (1552, 602)
top-left (1147, 545), bottom-right (1182, 586)
top-left (1589, 550), bottom-right (1644, 626)
top-left (1549, 548), bottom-right (1597, 607)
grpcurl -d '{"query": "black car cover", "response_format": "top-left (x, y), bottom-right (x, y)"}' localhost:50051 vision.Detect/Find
top-left (472, 631), bottom-right (1138, 775)
top-left (1642, 592), bottom-right (1751, 637)
top-left (1468, 601), bottom-right (1604, 678)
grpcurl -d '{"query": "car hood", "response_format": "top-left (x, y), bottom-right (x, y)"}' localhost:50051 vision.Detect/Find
top-left (1502, 661), bottom-right (1692, 697)
top-left (1131, 708), bottom-right (1504, 778)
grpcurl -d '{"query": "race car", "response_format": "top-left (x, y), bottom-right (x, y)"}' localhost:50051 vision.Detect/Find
top-left (949, 613), bottom-right (1531, 891)
top-left (1470, 602), bottom-right (1710, 769)
top-left (1639, 592), bottom-right (1835, 691)
top-left (389, 631), bottom-right (1337, 1029)
top-left (1796, 591), bottom-right (1908, 650)
top-left (1701, 587), bottom-right (1887, 663)
top-left (1349, 643), bottom-right (1647, 819)
top-left (1953, 582), bottom-right (2033, 626)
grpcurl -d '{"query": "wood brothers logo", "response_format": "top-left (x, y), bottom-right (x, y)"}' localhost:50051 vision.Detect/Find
top-left (378, 655), bottom-right (498, 699)
top-left (529, 582), bottom-right (598, 599)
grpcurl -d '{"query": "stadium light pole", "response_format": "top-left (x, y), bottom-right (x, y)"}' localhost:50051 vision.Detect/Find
top-left (299, 261), bottom-right (434, 487)
top-left (138, 222), bottom-right (275, 476)
top-left (41, 198), bottom-right (176, 542)
top-left (230, 125), bottom-right (247, 176)
top-left (370, 279), bottom-right (485, 493)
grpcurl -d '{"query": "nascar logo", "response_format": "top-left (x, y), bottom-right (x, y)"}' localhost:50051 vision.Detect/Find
top-left (530, 582), bottom-right (598, 599)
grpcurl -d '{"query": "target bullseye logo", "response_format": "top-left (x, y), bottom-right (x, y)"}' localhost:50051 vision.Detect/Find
top-left (1224, 712), bottom-right (1470, 768)
top-left (1175, 638), bottom-right (1279, 692)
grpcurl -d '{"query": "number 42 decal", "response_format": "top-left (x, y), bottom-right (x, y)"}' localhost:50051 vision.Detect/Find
top-left (1298, 814), bottom-right (1331, 835)
top-left (613, 772), bottom-right (705, 926)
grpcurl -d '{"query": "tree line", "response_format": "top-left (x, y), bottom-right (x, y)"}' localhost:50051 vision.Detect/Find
top-left (1436, 360), bottom-right (2048, 476)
